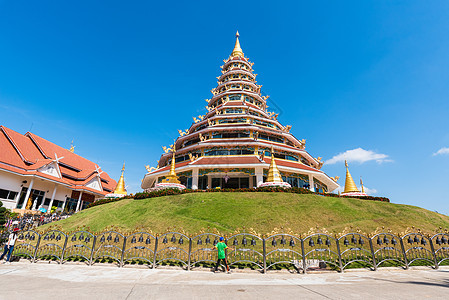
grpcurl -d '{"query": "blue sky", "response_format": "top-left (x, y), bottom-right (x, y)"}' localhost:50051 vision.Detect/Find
top-left (1, 1), bottom-right (449, 214)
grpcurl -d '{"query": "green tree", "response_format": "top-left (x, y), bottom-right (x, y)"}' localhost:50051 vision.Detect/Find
top-left (0, 201), bottom-right (6, 226)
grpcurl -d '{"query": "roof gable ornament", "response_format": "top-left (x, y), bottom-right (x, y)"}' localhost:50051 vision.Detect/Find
top-left (85, 176), bottom-right (103, 191)
top-left (53, 153), bottom-right (64, 164)
top-left (38, 161), bottom-right (62, 179)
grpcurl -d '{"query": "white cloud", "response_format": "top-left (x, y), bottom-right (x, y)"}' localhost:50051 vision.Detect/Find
top-left (326, 148), bottom-right (391, 165)
top-left (363, 186), bottom-right (378, 195)
top-left (334, 185), bottom-right (377, 195)
top-left (433, 147), bottom-right (449, 156)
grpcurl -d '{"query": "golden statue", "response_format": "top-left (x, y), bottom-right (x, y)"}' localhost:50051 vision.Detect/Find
top-left (25, 196), bottom-right (33, 210)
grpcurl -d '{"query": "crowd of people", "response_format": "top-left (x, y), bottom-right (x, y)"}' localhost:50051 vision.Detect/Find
top-left (0, 212), bottom-right (72, 264)
top-left (3, 212), bottom-right (72, 231)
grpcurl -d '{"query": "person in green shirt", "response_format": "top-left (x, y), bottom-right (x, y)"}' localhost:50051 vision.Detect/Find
top-left (212, 237), bottom-right (233, 273)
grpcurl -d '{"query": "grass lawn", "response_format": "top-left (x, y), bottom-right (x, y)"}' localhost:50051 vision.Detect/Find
top-left (43, 192), bottom-right (449, 235)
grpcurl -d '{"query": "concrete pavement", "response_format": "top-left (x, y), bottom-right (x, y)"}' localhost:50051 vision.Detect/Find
top-left (0, 262), bottom-right (448, 299)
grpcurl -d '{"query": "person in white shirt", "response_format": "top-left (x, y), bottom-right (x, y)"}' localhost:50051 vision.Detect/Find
top-left (1, 228), bottom-right (22, 264)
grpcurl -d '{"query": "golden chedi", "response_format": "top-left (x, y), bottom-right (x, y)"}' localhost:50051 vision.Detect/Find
top-left (154, 150), bottom-right (186, 190)
top-left (259, 147), bottom-right (291, 188)
top-left (105, 162), bottom-right (128, 198)
top-left (341, 160), bottom-right (368, 197)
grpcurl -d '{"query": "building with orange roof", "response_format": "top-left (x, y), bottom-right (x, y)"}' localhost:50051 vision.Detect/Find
top-left (141, 33), bottom-right (339, 193)
top-left (0, 125), bottom-right (116, 212)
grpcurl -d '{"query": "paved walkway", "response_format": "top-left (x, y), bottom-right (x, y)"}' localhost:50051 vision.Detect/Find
top-left (0, 262), bottom-right (448, 299)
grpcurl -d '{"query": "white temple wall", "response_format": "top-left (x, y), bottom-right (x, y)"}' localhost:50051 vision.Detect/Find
top-left (0, 170), bottom-right (23, 209)
top-left (191, 168), bottom-right (199, 189)
top-left (0, 170), bottom-right (74, 210)
top-left (255, 167), bottom-right (264, 187)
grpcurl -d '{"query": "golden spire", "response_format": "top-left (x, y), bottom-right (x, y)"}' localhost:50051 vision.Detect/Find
top-left (231, 31), bottom-right (244, 57)
top-left (69, 140), bottom-right (75, 153)
top-left (266, 146), bottom-right (283, 183)
top-left (343, 160), bottom-right (359, 193)
top-left (113, 162), bottom-right (127, 195)
top-left (164, 151), bottom-right (181, 184)
top-left (360, 177), bottom-right (365, 194)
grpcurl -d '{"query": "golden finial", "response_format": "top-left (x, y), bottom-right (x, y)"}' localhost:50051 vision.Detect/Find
top-left (344, 160), bottom-right (359, 193)
top-left (69, 140), bottom-right (75, 153)
top-left (113, 161), bottom-right (127, 195)
top-left (266, 146), bottom-right (283, 183)
top-left (231, 31), bottom-right (244, 57)
top-left (360, 177), bottom-right (365, 194)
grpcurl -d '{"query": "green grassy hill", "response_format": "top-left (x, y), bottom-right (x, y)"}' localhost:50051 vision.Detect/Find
top-left (46, 192), bottom-right (449, 235)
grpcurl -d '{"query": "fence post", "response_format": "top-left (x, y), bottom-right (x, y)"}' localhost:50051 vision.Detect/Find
top-left (60, 234), bottom-right (68, 264)
top-left (89, 235), bottom-right (97, 266)
top-left (32, 233), bottom-right (41, 263)
top-left (120, 236), bottom-right (127, 268)
top-left (152, 235), bottom-right (158, 269)
top-left (336, 237), bottom-right (343, 273)
top-left (300, 237), bottom-right (307, 274)
top-left (187, 237), bottom-right (192, 271)
top-left (368, 236), bottom-right (377, 271)
top-left (262, 237), bottom-right (266, 274)
top-left (399, 236), bottom-right (409, 269)
top-left (428, 236), bottom-right (439, 270)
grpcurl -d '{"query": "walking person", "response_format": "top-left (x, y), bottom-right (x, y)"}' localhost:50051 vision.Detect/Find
top-left (212, 237), bottom-right (233, 273)
top-left (1, 228), bottom-right (22, 264)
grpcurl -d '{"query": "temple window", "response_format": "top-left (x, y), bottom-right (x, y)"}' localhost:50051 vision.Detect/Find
top-left (194, 124), bottom-right (207, 132)
top-left (184, 138), bottom-right (200, 146)
top-left (225, 108), bottom-right (243, 114)
top-left (218, 118), bottom-right (246, 124)
top-left (261, 149), bottom-right (299, 161)
top-left (204, 148), bottom-right (254, 156)
top-left (300, 157), bottom-right (310, 166)
top-left (249, 111), bottom-right (261, 117)
top-left (259, 134), bottom-right (284, 144)
top-left (254, 119), bottom-right (277, 129)
top-left (212, 132), bottom-right (249, 139)
top-left (229, 94), bottom-right (241, 101)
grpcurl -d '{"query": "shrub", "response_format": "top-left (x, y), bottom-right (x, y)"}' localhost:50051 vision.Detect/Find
top-left (88, 186), bottom-right (390, 209)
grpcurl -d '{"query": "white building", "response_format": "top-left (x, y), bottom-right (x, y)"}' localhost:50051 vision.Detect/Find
top-left (0, 125), bottom-right (116, 213)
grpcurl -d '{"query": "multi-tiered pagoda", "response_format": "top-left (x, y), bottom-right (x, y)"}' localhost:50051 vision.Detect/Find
top-left (141, 33), bottom-right (339, 193)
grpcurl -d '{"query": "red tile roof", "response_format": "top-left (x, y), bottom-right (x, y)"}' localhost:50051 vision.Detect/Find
top-left (0, 125), bottom-right (116, 195)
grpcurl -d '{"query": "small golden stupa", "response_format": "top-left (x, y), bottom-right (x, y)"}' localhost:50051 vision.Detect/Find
top-left (153, 148), bottom-right (186, 190)
top-left (259, 147), bottom-right (291, 188)
top-left (343, 160), bottom-right (359, 193)
top-left (266, 148), bottom-right (283, 183)
top-left (341, 160), bottom-right (367, 196)
top-left (113, 162), bottom-right (127, 195)
top-left (163, 151), bottom-right (181, 184)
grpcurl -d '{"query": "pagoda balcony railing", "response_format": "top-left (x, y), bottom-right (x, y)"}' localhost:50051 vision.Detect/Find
top-left (8, 230), bottom-right (449, 273)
